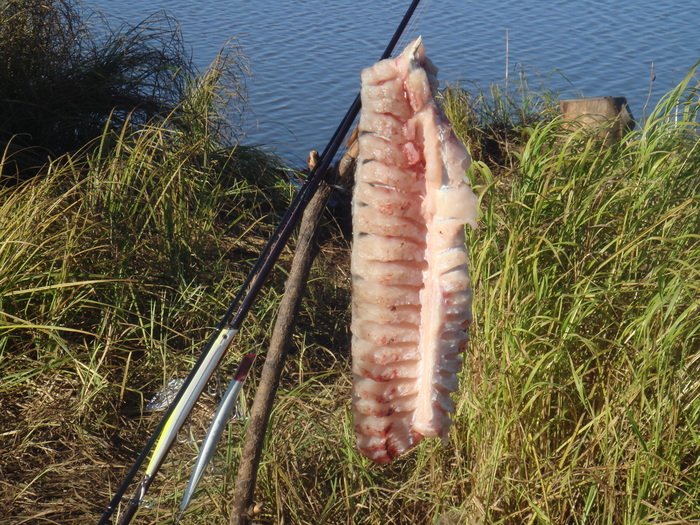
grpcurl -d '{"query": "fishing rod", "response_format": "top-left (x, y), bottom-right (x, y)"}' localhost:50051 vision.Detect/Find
top-left (97, 1), bottom-right (421, 523)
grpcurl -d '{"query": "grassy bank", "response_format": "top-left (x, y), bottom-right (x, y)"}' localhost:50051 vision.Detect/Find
top-left (0, 102), bottom-right (296, 523)
top-left (445, 73), bottom-right (700, 524)
top-left (2, 4), bottom-right (700, 524)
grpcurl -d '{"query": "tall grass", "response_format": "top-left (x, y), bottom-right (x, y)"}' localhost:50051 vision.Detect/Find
top-left (440, 71), bottom-right (561, 172)
top-left (0, 38), bottom-right (292, 522)
top-left (0, 0), bottom-right (202, 176)
top-left (453, 69), bottom-right (700, 524)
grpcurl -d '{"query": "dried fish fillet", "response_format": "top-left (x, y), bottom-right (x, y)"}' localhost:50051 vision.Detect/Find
top-left (351, 37), bottom-right (479, 463)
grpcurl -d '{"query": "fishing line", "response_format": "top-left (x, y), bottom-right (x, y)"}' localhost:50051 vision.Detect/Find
top-left (395, 0), bottom-right (433, 54)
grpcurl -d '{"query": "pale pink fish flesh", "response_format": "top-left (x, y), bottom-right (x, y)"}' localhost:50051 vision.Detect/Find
top-left (351, 37), bottom-right (479, 463)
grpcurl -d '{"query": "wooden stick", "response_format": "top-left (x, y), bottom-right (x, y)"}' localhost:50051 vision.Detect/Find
top-left (229, 154), bottom-right (342, 524)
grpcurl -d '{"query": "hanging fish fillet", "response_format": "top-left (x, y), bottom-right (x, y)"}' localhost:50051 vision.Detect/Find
top-left (351, 37), bottom-right (479, 463)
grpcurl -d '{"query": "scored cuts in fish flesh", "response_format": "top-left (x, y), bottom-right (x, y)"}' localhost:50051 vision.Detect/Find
top-left (351, 37), bottom-right (479, 463)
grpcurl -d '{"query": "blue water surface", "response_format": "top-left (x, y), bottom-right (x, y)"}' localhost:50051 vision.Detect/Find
top-left (87, 0), bottom-right (700, 163)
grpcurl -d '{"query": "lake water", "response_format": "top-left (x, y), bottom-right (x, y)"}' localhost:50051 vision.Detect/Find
top-left (87, 0), bottom-right (699, 164)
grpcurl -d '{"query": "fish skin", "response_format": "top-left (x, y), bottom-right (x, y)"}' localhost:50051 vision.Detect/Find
top-left (351, 37), bottom-right (479, 462)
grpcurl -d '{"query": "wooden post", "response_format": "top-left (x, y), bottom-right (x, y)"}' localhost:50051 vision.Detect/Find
top-left (560, 96), bottom-right (634, 144)
top-left (229, 150), bottom-right (355, 524)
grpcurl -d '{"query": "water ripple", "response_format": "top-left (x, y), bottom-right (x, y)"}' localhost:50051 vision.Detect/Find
top-left (89, 0), bottom-right (699, 160)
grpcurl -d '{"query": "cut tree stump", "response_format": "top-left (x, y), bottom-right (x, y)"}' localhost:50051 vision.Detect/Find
top-left (560, 96), bottom-right (634, 144)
